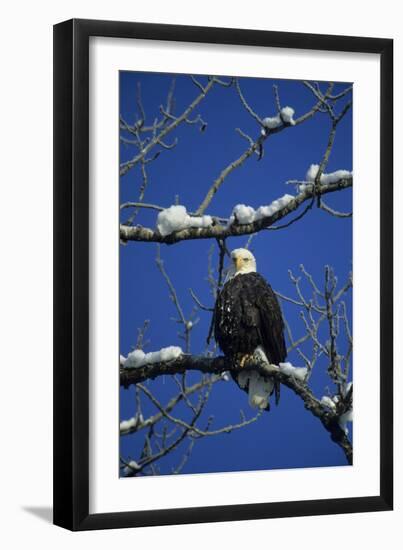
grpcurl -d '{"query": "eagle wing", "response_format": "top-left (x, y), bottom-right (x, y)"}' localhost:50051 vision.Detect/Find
top-left (248, 274), bottom-right (286, 406)
top-left (253, 274), bottom-right (287, 366)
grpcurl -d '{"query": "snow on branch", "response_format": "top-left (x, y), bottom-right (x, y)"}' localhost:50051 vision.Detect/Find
top-left (321, 394), bottom-right (353, 435)
top-left (229, 194), bottom-right (294, 225)
top-left (320, 395), bottom-right (337, 411)
top-left (120, 414), bottom-right (144, 434)
top-left (156, 205), bottom-right (213, 237)
top-left (262, 106), bottom-right (296, 131)
top-left (120, 354), bottom-right (229, 387)
top-left (338, 408), bottom-right (353, 435)
top-left (122, 460), bottom-right (141, 476)
top-left (306, 164), bottom-right (353, 185)
top-left (120, 177), bottom-right (352, 244)
top-left (279, 362), bottom-right (308, 382)
top-left (122, 346), bottom-right (183, 369)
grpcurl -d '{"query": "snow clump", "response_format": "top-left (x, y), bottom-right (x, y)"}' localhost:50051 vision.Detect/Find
top-left (123, 346), bottom-right (183, 368)
top-left (306, 164), bottom-right (352, 185)
top-left (262, 106), bottom-right (296, 130)
top-left (123, 460), bottom-right (140, 476)
top-left (156, 205), bottom-right (212, 237)
top-left (320, 395), bottom-right (337, 411)
top-left (120, 414), bottom-right (144, 433)
top-left (338, 408), bottom-right (353, 434)
top-left (279, 362), bottom-right (308, 382)
top-left (229, 194), bottom-right (294, 226)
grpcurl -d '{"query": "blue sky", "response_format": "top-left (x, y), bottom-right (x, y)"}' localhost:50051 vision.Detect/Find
top-left (119, 71), bottom-right (352, 475)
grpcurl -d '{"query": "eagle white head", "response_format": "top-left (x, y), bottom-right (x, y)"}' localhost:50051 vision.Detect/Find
top-left (229, 248), bottom-right (257, 277)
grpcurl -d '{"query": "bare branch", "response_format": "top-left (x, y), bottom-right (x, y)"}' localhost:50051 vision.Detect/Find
top-left (136, 319), bottom-right (150, 350)
top-left (190, 75), bottom-right (207, 94)
top-left (303, 81), bottom-right (336, 119)
top-left (216, 239), bottom-right (228, 289)
top-left (157, 137), bottom-right (178, 150)
top-left (127, 406), bottom-right (204, 475)
top-left (135, 82), bottom-right (146, 125)
top-left (211, 76), bottom-right (233, 87)
top-left (236, 127), bottom-right (256, 148)
top-left (120, 357), bottom-right (352, 463)
top-left (328, 85), bottom-right (353, 100)
top-left (189, 288), bottom-right (214, 312)
top-left (156, 246), bottom-right (199, 353)
top-left (120, 376), bottom-right (223, 436)
top-left (320, 199), bottom-right (352, 218)
top-left (234, 78), bottom-right (264, 126)
top-left (120, 78), bottom-right (216, 176)
top-left (156, 246), bottom-right (186, 325)
top-left (273, 84), bottom-right (281, 113)
top-left (138, 382), bottom-right (262, 437)
top-left (121, 201), bottom-right (164, 212)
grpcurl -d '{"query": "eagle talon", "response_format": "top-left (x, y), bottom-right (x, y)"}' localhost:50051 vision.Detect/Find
top-left (238, 353), bottom-right (253, 368)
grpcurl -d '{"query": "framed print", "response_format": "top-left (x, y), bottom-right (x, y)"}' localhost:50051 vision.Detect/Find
top-left (53, 19), bottom-right (393, 531)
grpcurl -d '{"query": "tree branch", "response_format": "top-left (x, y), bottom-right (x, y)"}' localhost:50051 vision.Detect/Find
top-left (120, 356), bottom-right (352, 464)
top-left (120, 177), bottom-right (352, 244)
top-left (120, 354), bottom-right (229, 387)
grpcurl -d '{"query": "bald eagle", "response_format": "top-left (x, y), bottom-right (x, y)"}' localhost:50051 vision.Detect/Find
top-left (214, 248), bottom-right (287, 410)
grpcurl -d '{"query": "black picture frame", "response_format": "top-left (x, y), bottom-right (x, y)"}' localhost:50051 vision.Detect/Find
top-left (53, 18), bottom-right (393, 531)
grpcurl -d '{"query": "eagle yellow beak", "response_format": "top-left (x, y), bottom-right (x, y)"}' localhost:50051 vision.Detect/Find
top-left (235, 256), bottom-right (243, 271)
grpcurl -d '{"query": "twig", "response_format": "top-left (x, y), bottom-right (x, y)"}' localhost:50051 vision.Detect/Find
top-left (189, 288), bottom-right (214, 312)
top-left (120, 78), bottom-right (216, 175)
top-left (234, 78), bottom-right (264, 126)
top-left (320, 199), bottom-right (352, 218)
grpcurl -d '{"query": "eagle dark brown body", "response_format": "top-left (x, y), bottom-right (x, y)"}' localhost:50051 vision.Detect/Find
top-left (214, 272), bottom-right (286, 365)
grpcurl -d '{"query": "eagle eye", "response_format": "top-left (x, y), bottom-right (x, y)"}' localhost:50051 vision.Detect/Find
top-left (243, 257), bottom-right (249, 261)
